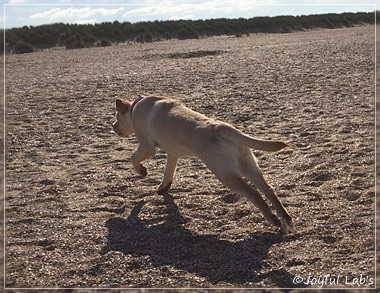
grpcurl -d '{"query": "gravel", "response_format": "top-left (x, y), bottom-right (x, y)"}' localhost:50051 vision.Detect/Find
top-left (4, 25), bottom-right (376, 290)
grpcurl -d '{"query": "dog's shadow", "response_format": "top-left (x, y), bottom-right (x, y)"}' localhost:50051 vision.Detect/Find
top-left (101, 193), bottom-right (305, 287)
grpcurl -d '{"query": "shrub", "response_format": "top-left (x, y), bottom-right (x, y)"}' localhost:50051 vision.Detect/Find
top-left (14, 40), bottom-right (34, 54)
top-left (99, 39), bottom-right (111, 47)
top-left (65, 34), bottom-right (85, 49)
top-left (4, 12), bottom-right (376, 53)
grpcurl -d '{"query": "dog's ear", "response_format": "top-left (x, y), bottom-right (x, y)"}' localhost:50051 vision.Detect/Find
top-left (115, 99), bottom-right (130, 113)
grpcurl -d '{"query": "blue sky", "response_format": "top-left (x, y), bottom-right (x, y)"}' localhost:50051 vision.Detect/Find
top-left (2, 0), bottom-right (377, 29)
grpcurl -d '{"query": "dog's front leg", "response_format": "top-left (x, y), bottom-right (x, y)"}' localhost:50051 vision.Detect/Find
top-left (131, 144), bottom-right (156, 177)
top-left (158, 154), bottom-right (178, 194)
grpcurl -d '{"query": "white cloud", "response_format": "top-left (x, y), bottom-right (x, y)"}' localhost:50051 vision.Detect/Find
top-left (7, 0), bottom-right (30, 4)
top-left (3, 0), bottom-right (374, 29)
top-left (123, 5), bottom-right (186, 18)
top-left (96, 7), bottom-right (125, 16)
top-left (30, 7), bottom-right (124, 22)
top-left (122, 0), bottom-right (277, 21)
top-left (169, 14), bottom-right (196, 21)
top-left (75, 18), bottom-right (98, 25)
top-left (197, 0), bottom-right (276, 14)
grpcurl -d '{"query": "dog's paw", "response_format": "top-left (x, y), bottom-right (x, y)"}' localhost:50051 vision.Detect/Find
top-left (268, 214), bottom-right (281, 228)
top-left (136, 165), bottom-right (147, 177)
top-left (279, 215), bottom-right (294, 235)
top-left (279, 221), bottom-right (295, 235)
top-left (280, 224), bottom-right (290, 235)
top-left (157, 182), bottom-right (172, 195)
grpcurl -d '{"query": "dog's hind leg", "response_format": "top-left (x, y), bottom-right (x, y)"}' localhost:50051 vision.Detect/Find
top-left (241, 150), bottom-right (293, 234)
top-left (222, 174), bottom-right (281, 227)
top-left (207, 162), bottom-right (281, 228)
top-left (158, 154), bottom-right (178, 194)
top-left (201, 151), bottom-right (281, 228)
top-left (255, 177), bottom-right (293, 234)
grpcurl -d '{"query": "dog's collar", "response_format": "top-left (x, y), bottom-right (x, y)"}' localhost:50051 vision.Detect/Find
top-left (130, 95), bottom-right (146, 117)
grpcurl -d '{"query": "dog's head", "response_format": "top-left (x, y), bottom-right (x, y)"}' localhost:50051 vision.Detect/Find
top-left (112, 99), bottom-right (134, 137)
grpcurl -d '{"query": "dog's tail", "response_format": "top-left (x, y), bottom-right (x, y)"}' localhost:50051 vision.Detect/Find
top-left (217, 123), bottom-right (288, 152)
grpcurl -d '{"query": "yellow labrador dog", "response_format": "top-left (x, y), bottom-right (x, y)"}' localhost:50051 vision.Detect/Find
top-left (113, 95), bottom-right (293, 234)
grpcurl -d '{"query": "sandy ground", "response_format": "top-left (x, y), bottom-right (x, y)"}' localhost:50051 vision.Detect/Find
top-left (4, 25), bottom-right (376, 290)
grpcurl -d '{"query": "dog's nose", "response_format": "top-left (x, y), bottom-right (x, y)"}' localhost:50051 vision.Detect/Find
top-left (112, 123), bottom-right (119, 135)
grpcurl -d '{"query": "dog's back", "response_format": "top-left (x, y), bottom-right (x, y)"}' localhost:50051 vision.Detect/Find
top-left (138, 96), bottom-right (287, 155)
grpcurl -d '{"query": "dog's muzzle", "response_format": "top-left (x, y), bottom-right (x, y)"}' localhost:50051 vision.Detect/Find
top-left (112, 123), bottom-right (120, 136)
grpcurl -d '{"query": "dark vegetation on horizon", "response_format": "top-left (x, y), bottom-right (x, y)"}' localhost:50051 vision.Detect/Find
top-left (1, 11), bottom-right (376, 54)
